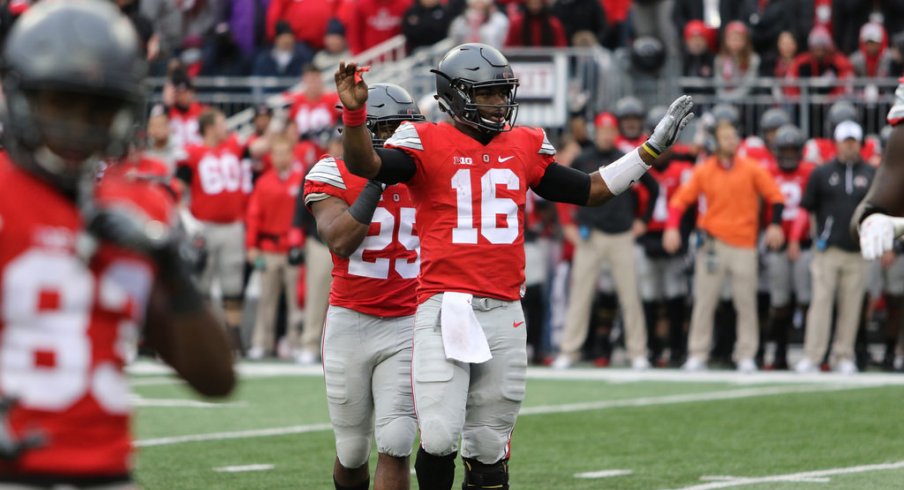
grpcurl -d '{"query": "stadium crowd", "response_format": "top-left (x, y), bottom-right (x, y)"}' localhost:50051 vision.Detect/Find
top-left (2, 0), bottom-right (900, 374)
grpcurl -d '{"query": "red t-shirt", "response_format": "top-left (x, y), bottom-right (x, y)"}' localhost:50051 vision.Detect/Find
top-left (287, 91), bottom-right (341, 137)
top-left (180, 139), bottom-right (250, 223)
top-left (346, 0), bottom-right (410, 55)
top-left (245, 169), bottom-right (304, 253)
top-left (646, 161), bottom-right (694, 232)
top-left (768, 161), bottom-right (816, 239)
top-left (615, 134), bottom-right (646, 155)
top-left (384, 122), bottom-right (555, 302)
top-left (168, 102), bottom-right (206, 149)
top-left (304, 156), bottom-right (419, 317)
top-left (0, 154), bottom-right (171, 479)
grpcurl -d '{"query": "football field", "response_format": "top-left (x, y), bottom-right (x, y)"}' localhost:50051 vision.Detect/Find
top-left (130, 361), bottom-right (904, 489)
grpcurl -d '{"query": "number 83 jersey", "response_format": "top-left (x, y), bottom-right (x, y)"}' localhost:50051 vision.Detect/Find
top-left (385, 121), bottom-right (555, 303)
top-left (304, 156), bottom-right (420, 317)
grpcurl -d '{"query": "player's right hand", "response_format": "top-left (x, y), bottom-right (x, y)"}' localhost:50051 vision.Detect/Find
top-left (335, 61), bottom-right (369, 111)
top-left (647, 95), bottom-right (694, 154)
top-left (860, 213), bottom-right (902, 260)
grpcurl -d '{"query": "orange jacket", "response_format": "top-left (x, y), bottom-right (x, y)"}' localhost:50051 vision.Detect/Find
top-left (667, 155), bottom-right (783, 248)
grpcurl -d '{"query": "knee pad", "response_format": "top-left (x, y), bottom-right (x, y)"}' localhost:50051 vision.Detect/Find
top-left (463, 457), bottom-right (509, 490)
top-left (376, 417), bottom-right (417, 458)
top-left (419, 417), bottom-right (459, 457)
top-left (415, 447), bottom-right (456, 490)
top-left (336, 435), bottom-right (371, 469)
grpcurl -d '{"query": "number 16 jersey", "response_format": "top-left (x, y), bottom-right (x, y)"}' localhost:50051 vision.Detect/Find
top-left (384, 121), bottom-right (555, 303)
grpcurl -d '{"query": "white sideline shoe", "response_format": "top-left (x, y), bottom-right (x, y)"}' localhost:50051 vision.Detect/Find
top-left (247, 346), bottom-right (265, 360)
top-left (835, 359), bottom-right (858, 375)
top-left (736, 358), bottom-right (757, 373)
top-left (631, 357), bottom-right (651, 371)
top-left (794, 358), bottom-right (818, 374)
top-left (295, 349), bottom-right (319, 366)
top-left (682, 357), bottom-right (706, 371)
top-left (551, 354), bottom-right (573, 370)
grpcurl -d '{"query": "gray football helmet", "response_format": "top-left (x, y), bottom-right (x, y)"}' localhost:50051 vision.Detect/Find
top-left (774, 124), bottom-right (804, 171)
top-left (366, 83), bottom-right (425, 148)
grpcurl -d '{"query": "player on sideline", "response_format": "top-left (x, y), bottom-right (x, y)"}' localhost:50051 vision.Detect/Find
top-left (335, 43), bottom-right (694, 489)
top-left (304, 83), bottom-right (424, 490)
top-left (0, 0), bottom-right (235, 487)
top-left (857, 80), bottom-right (904, 258)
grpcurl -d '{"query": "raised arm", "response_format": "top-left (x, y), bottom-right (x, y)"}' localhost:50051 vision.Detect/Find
top-left (336, 61), bottom-right (382, 178)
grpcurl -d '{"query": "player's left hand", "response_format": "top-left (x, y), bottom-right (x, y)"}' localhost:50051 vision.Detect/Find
top-left (860, 213), bottom-right (904, 260)
top-left (0, 397), bottom-right (46, 461)
top-left (647, 95), bottom-right (694, 154)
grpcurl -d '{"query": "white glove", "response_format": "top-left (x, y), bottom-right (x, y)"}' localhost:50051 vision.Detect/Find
top-left (860, 213), bottom-right (904, 260)
top-left (646, 95), bottom-right (695, 154)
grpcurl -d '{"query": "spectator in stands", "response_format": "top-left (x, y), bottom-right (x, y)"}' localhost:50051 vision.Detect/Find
top-left (673, 0), bottom-right (752, 39)
top-left (665, 120), bottom-right (785, 372)
top-left (402, 0), bottom-right (456, 53)
top-left (681, 20), bottom-right (715, 97)
top-left (881, 0), bottom-right (904, 43)
top-left (167, 70), bottom-right (206, 149)
top-left (201, 22), bottom-right (252, 76)
top-left (505, 0), bottom-right (567, 48)
top-left (267, 0), bottom-right (334, 51)
top-left (115, 0), bottom-right (154, 58)
top-left (223, 0), bottom-right (269, 60)
top-left (140, 0), bottom-right (184, 73)
top-left (448, 0), bottom-right (509, 49)
top-left (632, 0), bottom-right (680, 56)
top-left (252, 20), bottom-right (313, 78)
top-left (552, 0), bottom-right (607, 47)
top-left (794, 121), bottom-right (875, 374)
top-left (552, 112), bottom-right (658, 370)
top-left (714, 21), bottom-right (760, 103)
top-left (832, 0), bottom-right (872, 55)
top-left (345, 0), bottom-right (411, 55)
top-left (785, 26), bottom-right (853, 98)
top-left (888, 32), bottom-right (904, 77)
top-left (313, 18), bottom-right (350, 71)
top-left (180, 0), bottom-right (224, 43)
top-left (748, 0), bottom-right (798, 65)
top-left (850, 22), bottom-right (895, 78)
top-left (144, 105), bottom-right (185, 175)
top-left (246, 136), bottom-right (305, 360)
top-left (287, 64), bottom-right (341, 150)
top-left (762, 30), bottom-right (798, 80)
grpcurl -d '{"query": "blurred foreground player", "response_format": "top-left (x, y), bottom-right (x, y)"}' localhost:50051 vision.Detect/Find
top-left (0, 1), bottom-right (235, 486)
top-left (304, 84), bottom-right (424, 490)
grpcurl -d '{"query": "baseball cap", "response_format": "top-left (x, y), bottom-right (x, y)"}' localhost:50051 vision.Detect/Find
top-left (595, 112), bottom-right (617, 128)
top-left (684, 20), bottom-right (707, 41)
top-left (860, 22), bottom-right (883, 44)
top-left (808, 26), bottom-right (834, 49)
top-left (275, 20), bottom-right (294, 37)
top-left (834, 120), bottom-right (863, 142)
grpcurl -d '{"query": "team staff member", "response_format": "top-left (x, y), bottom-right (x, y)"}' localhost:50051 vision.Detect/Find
top-left (664, 120), bottom-right (785, 373)
top-left (794, 121), bottom-right (875, 374)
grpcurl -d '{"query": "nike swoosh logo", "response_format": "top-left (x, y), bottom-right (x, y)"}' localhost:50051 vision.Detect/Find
top-left (513, 321), bottom-right (524, 328)
top-left (498, 156), bottom-right (515, 163)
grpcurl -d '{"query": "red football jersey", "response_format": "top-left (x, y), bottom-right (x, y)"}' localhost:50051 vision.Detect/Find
top-left (304, 156), bottom-right (419, 317)
top-left (287, 92), bottom-right (340, 137)
top-left (738, 136), bottom-right (777, 169)
top-left (104, 155), bottom-right (184, 203)
top-left (168, 102), bottom-right (206, 149)
top-left (647, 160), bottom-right (694, 232)
top-left (615, 134), bottom-right (646, 155)
top-left (384, 122), bottom-right (555, 302)
top-left (768, 161), bottom-right (816, 239)
top-left (0, 155), bottom-right (172, 479)
top-left (180, 140), bottom-right (250, 223)
top-left (804, 136), bottom-right (878, 165)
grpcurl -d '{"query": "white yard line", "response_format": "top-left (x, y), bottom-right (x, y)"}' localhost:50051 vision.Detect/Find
top-left (669, 460), bottom-right (904, 489)
top-left (135, 384), bottom-right (866, 448)
top-left (130, 395), bottom-right (246, 409)
top-left (574, 469), bottom-right (633, 479)
top-left (213, 464), bottom-right (274, 473)
top-left (700, 476), bottom-right (829, 483)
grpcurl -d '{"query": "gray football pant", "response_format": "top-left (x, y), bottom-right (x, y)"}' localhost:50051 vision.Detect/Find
top-left (322, 306), bottom-right (417, 468)
top-left (412, 294), bottom-right (527, 464)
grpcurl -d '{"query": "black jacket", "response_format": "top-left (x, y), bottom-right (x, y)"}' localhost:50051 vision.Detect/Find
top-left (571, 146), bottom-right (659, 234)
top-left (673, 0), bottom-right (754, 38)
top-left (402, 3), bottom-right (455, 53)
top-left (800, 158), bottom-right (875, 252)
top-left (551, 0), bottom-right (606, 45)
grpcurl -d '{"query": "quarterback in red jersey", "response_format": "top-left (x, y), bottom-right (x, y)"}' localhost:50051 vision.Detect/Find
top-left (177, 108), bottom-right (250, 353)
top-left (0, 1), bottom-right (234, 486)
top-left (304, 84), bottom-right (423, 490)
top-left (769, 125), bottom-right (816, 369)
top-left (336, 43), bottom-right (694, 489)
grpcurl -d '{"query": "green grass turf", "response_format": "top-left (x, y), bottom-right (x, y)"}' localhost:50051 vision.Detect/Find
top-left (132, 373), bottom-right (904, 489)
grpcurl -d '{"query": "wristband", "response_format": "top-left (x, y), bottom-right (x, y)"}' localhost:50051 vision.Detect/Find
top-left (598, 149), bottom-right (651, 195)
top-left (343, 107), bottom-right (367, 127)
top-left (348, 180), bottom-right (385, 224)
top-left (642, 141), bottom-right (661, 159)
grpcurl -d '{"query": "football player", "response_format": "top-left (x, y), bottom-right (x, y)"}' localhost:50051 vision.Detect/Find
top-left (613, 96), bottom-right (648, 154)
top-left (0, 0), bottom-right (235, 486)
top-left (738, 107), bottom-right (790, 169)
top-left (304, 84), bottom-right (424, 490)
top-left (336, 43), bottom-right (693, 489)
top-left (769, 124), bottom-right (816, 370)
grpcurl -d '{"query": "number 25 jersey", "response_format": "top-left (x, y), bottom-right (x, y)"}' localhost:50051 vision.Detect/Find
top-left (384, 121), bottom-right (555, 302)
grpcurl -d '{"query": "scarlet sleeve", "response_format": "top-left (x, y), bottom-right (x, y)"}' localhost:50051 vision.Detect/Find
top-left (383, 121), bottom-right (427, 186)
top-left (303, 156), bottom-right (350, 209)
top-left (528, 127), bottom-right (557, 187)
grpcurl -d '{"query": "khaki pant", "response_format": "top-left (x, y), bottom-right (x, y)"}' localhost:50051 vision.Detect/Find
top-left (802, 247), bottom-right (867, 364)
top-left (687, 239), bottom-right (759, 362)
top-left (299, 237), bottom-right (332, 354)
top-left (560, 230), bottom-right (646, 360)
top-left (251, 252), bottom-right (303, 353)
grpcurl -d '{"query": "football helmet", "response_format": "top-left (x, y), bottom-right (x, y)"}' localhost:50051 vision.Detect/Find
top-left (366, 83), bottom-right (425, 148)
top-left (1, 0), bottom-right (146, 194)
top-left (774, 123), bottom-right (804, 171)
top-left (432, 43), bottom-right (519, 134)
top-left (827, 100), bottom-right (858, 129)
top-left (614, 96), bottom-right (645, 120)
top-left (759, 108), bottom-right (790, 134)
top-left (709, 103), bottom-right (740, 128)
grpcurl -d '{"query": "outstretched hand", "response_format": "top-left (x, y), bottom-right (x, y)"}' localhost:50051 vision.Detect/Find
top-left (648, 95), bottom-right (695, 154)
top-left (335, 61), bottom-right (370, 111)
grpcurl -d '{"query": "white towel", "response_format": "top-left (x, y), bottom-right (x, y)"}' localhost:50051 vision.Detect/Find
top-left (440, 292), bottom-right (492, 363)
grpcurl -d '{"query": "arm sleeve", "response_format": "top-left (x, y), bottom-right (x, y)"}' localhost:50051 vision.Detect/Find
top-left (374, 148), bottom-right (417, 184)
top-left (532, 164), bottom-right (591, 205)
